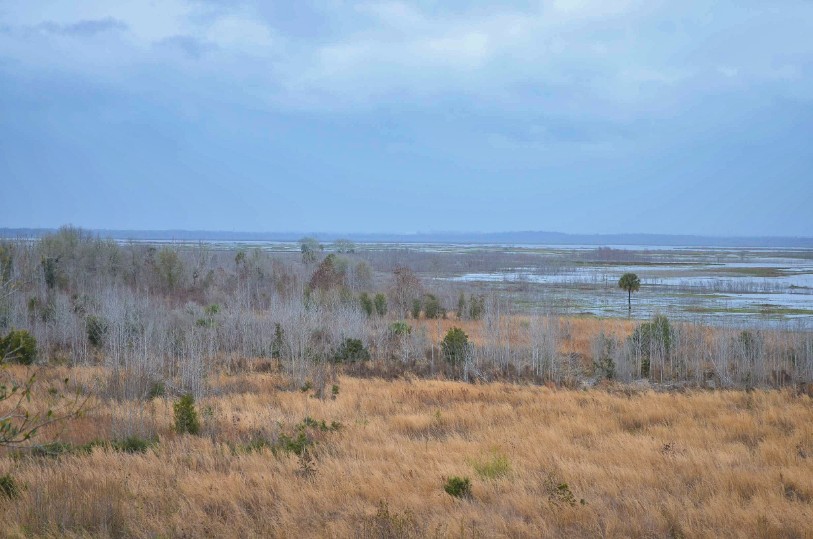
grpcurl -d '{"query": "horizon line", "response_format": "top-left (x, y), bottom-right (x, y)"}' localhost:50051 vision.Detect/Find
top-left (1, 226), bottom-right (812, 242)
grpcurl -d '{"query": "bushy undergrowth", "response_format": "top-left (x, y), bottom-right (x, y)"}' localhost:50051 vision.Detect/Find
top-left (443, 476), bottom-right (472, 498)
top-left (24, 436), bottom-right (158, 458)
top-left (0, 329), bottom-right (37, 365)
top-left (236, 417), bottom-right (342, 457)
top-left (0, 474), bottom-right (20, 499)
top-left (333, 338), bottom-right (370, 363)
top-left (544, 474), bottom-right (585, 506)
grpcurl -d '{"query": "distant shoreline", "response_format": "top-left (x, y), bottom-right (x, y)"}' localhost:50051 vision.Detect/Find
top-left (2, 227), bottom-right (813, 249)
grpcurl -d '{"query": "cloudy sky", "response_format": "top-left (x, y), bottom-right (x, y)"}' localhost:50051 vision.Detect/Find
top-left (1, 1), bottom-right (811, 235)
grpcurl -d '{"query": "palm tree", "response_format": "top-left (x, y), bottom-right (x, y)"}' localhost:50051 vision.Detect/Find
top-left (618, 273), bottom-right (640, 310)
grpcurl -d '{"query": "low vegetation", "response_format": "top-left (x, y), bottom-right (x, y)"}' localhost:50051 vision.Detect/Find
top-left (0, 227), bottom-right (812, 536)
top-left (0, 369), bottom-right (810, 537)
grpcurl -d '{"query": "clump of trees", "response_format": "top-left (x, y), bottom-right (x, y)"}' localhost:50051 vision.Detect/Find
top-left (629, 315), bottom-right (673, 377)
top-left (333, 338), bottom-right (370, 363)
top-left (457, 293), bottom-right (484, 320)
top-left (299, 237), bottom-right (322, 265)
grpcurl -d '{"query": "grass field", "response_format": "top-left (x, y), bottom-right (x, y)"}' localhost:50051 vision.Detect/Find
top-left (1, 366), bottom-right (812, 538)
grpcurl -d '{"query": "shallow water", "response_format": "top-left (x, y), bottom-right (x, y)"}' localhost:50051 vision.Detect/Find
top-left (443, 249), bottom-right (813, 328)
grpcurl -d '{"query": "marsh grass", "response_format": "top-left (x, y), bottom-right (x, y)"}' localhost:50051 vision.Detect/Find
top-left (0, 366), bottom-right (812, 537)
top-left (470, 451), bottom-right (511, 480)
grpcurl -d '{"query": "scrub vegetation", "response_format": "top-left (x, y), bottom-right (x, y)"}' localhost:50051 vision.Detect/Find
top-left (0, 227), bottom-right (812, 537)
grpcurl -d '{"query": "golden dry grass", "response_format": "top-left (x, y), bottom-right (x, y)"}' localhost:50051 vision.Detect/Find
top-left (413, 314), bottom-right (637, 356)
top-left (1, 366), bottom-right (813, 538)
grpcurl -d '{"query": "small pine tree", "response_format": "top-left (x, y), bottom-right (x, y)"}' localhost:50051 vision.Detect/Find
top-left (411, 299), bottom-right (421, 319)
top-left (423, 294), bottom-right (444, 319)
top-left (173, 394), bottom-right (201, 435)
top-left (468, 295), bottom-right (485, 320)
top-left (86, 315), bottom-right (109, 348)
top-left (1, 329), bottom-right (37, 365)
top-left (373, 293), bottom-right (388, 316)
top-left (359, 292), bottom-right (373, 316)
top-left (442, 327), bottom-right (470, 366)
top-left (272, 323), bottom-right (285, 359)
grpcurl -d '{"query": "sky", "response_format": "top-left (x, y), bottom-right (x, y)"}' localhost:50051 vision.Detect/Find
top-left (0, 1), bottom-right (811, 236)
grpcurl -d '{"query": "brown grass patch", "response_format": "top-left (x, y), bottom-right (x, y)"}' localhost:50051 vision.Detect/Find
top-left (1, 367), bottom-right (812, 537)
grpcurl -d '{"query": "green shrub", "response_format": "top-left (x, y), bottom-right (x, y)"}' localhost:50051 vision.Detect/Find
top-left (29, 441), bottom-right (73, 457)
top-left (592, 332), bottom-right (617, 380)
top-left (423, 294), bottom-right (444, 319)
top-left (551, 482), bottom-right (578, 505)
top-left (28, 297), bottom-right (54, 322)
top-left (275, 417), bottom-right (342, 457)
top-left (373, 293), bottom-right (388, 316)
top-left (195, 304), bottom-right (220, 328)
top-left (86, 315), bottom-right (109, 348)
top-left (301, 416), bottom-right (342, 431)
top-left (278, 431), bottom-right (310, 456)
top-left (468, 295), bottom-right (485, 320)
top-left (148, 381), bottom-right (166, 399)
top-left (389, 321), bottom-right (411, 337)
top-left (195, 317), bottom-right (213, 328)
top-left (544, 474), bottom-right (585, 506)
top-left (1, 329), bottom-right (37, 365)
top-left (0, 474), bottom-right (20, 499)
top-left (26, 437), bottom-right (157, 457)
top-left (237, 436), bottom-right (272, 454)
top-left (359, 293), bottom-right (374, 316)
top-left (443, 476), bottom-right (472, 498)
top-left (173, 394), bottom-right (201, 435)
top-left (110, 435), bottom-right (156, 453)
top-left (457, 293), bottom-right (467, 319)
top-left (441, 327), bottom-right (470, 366)
top-left (410, 299), bottom-right (421, 319)
top-left (334, 338), bottom-right (370, 363)
top-left (41, 257), bottom-right (60, 290)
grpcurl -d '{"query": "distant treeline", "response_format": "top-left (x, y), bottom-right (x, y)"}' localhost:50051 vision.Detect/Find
top-left (3, 228), bottom-right (813, 248)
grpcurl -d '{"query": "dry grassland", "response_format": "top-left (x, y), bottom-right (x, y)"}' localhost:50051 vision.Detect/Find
top-left (2, 365), bottom-right (812, 538)
top-left (413, 315), bottom-right (637, 355)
